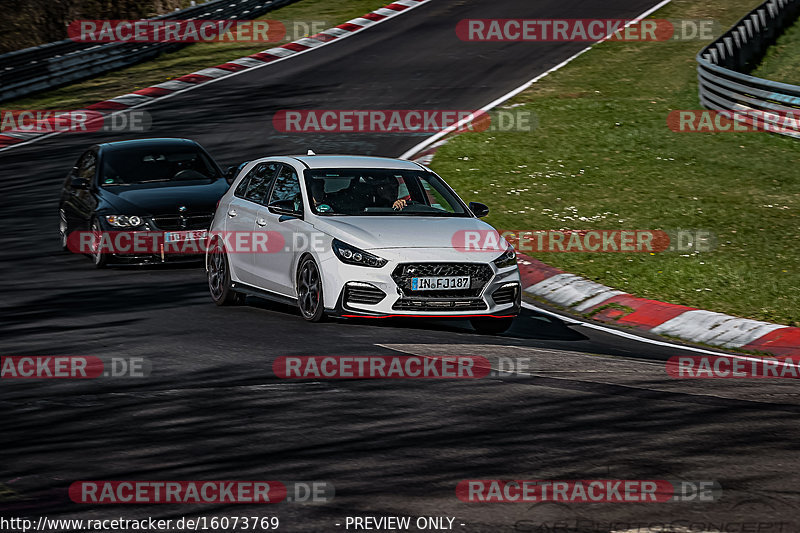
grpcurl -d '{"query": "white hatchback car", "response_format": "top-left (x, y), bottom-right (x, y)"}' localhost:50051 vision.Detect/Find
top-left (206, 154), bottom-right (521, 334)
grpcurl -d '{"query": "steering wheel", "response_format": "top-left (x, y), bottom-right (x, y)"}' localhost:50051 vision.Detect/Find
top-left (174, 169), bottom-right (207, 180)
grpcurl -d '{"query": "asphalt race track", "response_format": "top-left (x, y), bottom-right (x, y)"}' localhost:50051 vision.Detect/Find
top-left (2, 0), bottom-right (800, 531)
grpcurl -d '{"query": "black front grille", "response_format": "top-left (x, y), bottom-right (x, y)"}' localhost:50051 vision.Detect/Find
top-left (393, 298), bottom-right (488, 312)
top-left (345, 284), bottom-right (386, 305)
top-left (492, 284), bottom-right (519, 306)
top-left (151, 213), bottom-right (214, 231)
top-left (392, 263), bottom-right (494, 298)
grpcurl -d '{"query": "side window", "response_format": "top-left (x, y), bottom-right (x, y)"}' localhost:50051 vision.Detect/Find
top-left (76, 151), bottom-right (97, 181)
top-left (233, 174), bottom-right (250, 198)
top-left (237, 163), bottom-right (279, 203)
top-left (268, 165), bottom-right (302, 211)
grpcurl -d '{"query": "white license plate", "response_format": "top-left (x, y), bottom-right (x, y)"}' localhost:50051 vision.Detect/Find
top-left (164, 230), bottom-right (207, 243)
top-left (411, 276), bottom-right (470, 291)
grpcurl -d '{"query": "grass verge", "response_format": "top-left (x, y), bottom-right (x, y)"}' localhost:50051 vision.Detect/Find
top-left (3, 0), bottom-right (389, 110)
top-left (750, 14), bottom-right (800, 84)
top-left (429, 0), bottom-right (800, 326)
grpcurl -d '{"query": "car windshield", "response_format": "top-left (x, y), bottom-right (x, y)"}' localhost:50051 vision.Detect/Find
top-left (101, 147), bottom-right (220, 186)
top-left (304, 168), bottom-right (469, 217)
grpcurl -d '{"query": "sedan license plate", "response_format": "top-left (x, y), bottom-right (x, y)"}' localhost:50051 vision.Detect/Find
top-left (411, 276), bottom-right (470, 291)
top-left (164, 230), bottom-right (207, 243)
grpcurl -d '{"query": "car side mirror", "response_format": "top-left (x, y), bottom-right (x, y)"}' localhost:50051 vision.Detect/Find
top-left (469, 201), bottom-right (489, 218)
top-left (268, 199), bottom-right (302, 218)
top-left (224, 166), bottom-right (237, 184)
top-left (71, 177), bottom-right (90, 190)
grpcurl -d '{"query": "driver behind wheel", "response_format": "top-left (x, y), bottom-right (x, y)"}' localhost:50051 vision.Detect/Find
top-left (309, 179), bottom-right (334, 213)
top-left (372, 176), bottom-right (410, 210)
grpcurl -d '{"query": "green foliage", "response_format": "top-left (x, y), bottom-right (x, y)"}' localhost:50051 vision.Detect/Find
top-left (3, 0), bottom-right (388, 109)
top-left (750, 15), bottom-right (800, 84)
top-left (430, 0), bottom-right (800, 325)
top-left (0, 0), bottom-right (190, 53)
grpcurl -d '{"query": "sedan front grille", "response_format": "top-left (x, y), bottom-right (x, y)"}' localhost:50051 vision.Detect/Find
top-left (392, 263), bottom-right (493, 298)
top-left (151, 213), bottom-right (214, 231)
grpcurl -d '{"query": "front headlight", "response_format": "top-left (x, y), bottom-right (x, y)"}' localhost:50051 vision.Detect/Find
top-left (332, 239), bottom-right (387, 268)
top-left (493, 244), bottom-right (518, 269)
top-left (105, 215), bottom-right (144, 228)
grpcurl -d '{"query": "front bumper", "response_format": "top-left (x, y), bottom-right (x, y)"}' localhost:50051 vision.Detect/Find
top-left (102, 253), bottom-right (204, 266)
top-left (320, 254), bottom-right (521, 318)
top-left (82, 222), bottom-right (208, 265)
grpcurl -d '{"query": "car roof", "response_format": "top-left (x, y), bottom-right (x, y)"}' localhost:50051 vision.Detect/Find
top-left (287, 154), bottom-right (424, 170)
top-left (99, 138), bottom-right (200, 152)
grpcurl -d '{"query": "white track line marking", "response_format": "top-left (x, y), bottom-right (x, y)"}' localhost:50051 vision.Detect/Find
top-left (0, 0), bottom-right (433, 153)
top-left (392, 0), bottom-right (800, 369)
top-left (399, 0), bottom-right (674, 160)
top-left (522, 302), bottom-right (799, 370)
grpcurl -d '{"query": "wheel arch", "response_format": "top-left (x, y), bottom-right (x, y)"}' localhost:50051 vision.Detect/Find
top-left (294, 252), bottom-right (317, 294)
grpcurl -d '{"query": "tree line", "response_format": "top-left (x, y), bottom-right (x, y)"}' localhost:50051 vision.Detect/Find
top-left (0, 0), bottom-right (188, 54)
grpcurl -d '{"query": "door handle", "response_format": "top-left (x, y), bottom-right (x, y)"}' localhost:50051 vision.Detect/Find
top-left (256, 218), bottom-right (267, 227)
top-left (227, 209), bottom-right (237, 217)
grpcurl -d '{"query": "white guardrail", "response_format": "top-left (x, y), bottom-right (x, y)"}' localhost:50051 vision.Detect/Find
top-left (0, 0), bottom-right (296, 103)
top-left (697, 0), bottom-right (800, 138)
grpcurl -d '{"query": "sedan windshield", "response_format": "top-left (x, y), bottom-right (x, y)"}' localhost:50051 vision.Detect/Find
top-left (304, 168), bottom-right (469, 216)
top-left (101, 147), bottom-right (220, 186)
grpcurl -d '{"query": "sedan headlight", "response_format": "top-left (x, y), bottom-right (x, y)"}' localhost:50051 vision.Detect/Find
top-left (332, 239), bottom-right (387, 268)
top-left (493, 244), bottom-right (518, 269)
top-left (105, 215), bottom-right (144, 228)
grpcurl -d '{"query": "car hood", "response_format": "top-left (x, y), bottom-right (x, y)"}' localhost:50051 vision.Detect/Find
top-left (311, 216), bottom-right (506, 252)
top-left (100, 180), bottom-right (229, 215)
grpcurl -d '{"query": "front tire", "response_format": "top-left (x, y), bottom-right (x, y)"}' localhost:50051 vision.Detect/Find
top-left (297, 256), bottom-right (325, 322)
top-left (208, 242), bottom-right (244, 306)
top-left (470, 317), bottom-right (514, 335)
top-left (89, 218), bottom-right (107, 268)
